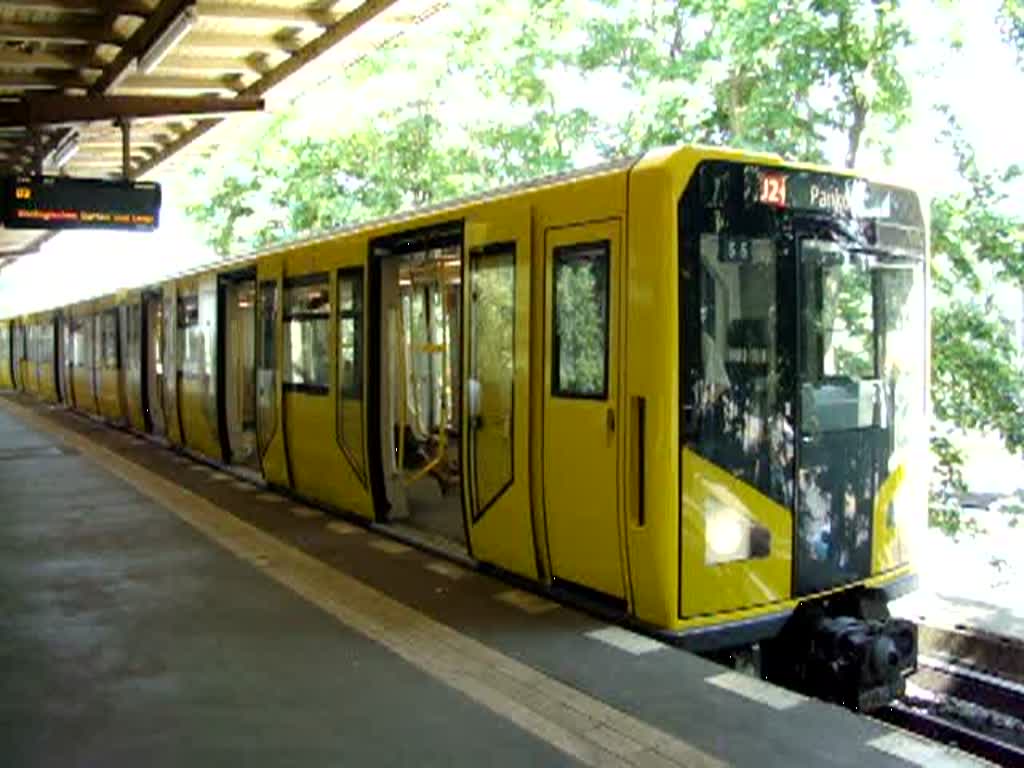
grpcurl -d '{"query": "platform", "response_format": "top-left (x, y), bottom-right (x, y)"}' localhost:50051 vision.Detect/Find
top-left (0, 394), bottom-right (985, 767)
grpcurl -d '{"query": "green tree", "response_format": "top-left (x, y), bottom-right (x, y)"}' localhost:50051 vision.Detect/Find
top-left (928, 108), bottom-right (1024, 533)
top-left (188, 101), bottom-right (489, 255)
top-left (1000, 0), bottom-right (1024, 65)
top-left (573, 0), bottom-right (911, 166)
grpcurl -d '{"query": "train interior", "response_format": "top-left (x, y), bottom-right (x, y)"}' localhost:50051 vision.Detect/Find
top-left (221, 275), bottom-right (259, 470)
top-left (378, 234), bottom-right (466, 549)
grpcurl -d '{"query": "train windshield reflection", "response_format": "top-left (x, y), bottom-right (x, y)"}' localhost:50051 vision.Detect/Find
top-left (680, 159), bottom-right (927, 589)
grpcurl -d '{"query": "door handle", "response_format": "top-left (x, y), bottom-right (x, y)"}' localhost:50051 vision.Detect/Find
top-left (606, 407), bottom-right (616, 432)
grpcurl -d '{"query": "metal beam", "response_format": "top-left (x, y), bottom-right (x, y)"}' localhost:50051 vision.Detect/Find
top-left (240, 0), bottom-right (399, 98)
top-left (0, 233), bottom-right (58, 265)
top-left (81, 138), bottom-right (166, 149)
top-left (196, 3), bottom-right (332, 27)
top-left (184, 32), bottom-right (306, 53)
top-left (0, 1), bottom-right (151, 15)
top-left (0, 94), bottom-right (263, 127)
top-left (91, 0), bottom-right (195, 94)
top-left (133, 0), bottom-right (400, 178)
top-left (64, 156), bottom-right (147, 166)
top-left (0, 72), bottom-right (93, 90)
top-left (157, 54), bottom-right (265, 74)
top-left (132, 115), bottom-right (216, 176)
top-left (118, 75), bottom-right (239, 94)
top-left (0, 22), bottom-right (124, 45)
top-left (3, 126), bottom-right (73, 174)
top-left (0, 48), bottom-right (104, 71)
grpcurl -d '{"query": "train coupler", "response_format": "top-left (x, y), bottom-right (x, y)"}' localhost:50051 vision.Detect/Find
top-left (762, 589), bottom-right (917, 711)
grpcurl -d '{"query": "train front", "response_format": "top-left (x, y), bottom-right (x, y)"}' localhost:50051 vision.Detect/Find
top-left (678, 156), bottom-right (927, 709)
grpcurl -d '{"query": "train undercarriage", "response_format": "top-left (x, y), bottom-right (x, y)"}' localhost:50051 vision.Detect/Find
top-left (709, 588), bottom-right (917, 712)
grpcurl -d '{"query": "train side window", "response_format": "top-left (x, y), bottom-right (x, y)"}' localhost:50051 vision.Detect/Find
top-left (40, 323), bottom-right (53, 365)
top-left (70, 319), bottom-right (82, 367)
top-left (552, 241), bottom-right (610, 399)
top-left (469, 243), bottom-right (516, 516)
top-left (177, 295), bottom-right (199, 376)
top-left (283, 274), bottom-right (330, 394)
top-left (336, 268), bottom-right (365, 482)
top-left (102, 310), bottom-right (119, 369)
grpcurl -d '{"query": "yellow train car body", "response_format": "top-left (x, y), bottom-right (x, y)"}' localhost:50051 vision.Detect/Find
top-left (0, 320), bottom-right (13, 390)
top-left (0, 144), bottom-right (926, 646)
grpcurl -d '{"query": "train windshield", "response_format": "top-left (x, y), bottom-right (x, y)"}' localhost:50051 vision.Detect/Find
top-left (679, 161), bottom-right (926, 594)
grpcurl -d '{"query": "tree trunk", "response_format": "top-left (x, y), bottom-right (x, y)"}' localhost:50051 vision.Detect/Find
top-left (846, 95), bottom-right (867, 169)
top-left (729, 75), bottom-right (743, 142)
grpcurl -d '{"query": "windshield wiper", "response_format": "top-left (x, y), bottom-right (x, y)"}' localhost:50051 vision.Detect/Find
top-left (795, 212), bottom-right (922, 263)
top-left (848, 244), bottom-right (922, 263)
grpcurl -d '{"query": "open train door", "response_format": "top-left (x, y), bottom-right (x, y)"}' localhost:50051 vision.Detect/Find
top-left (162, 282), bottom-right (184, 446)
top-left (461, 202), bottom-right (538, 580)
top-left (256, 257), bottom-right (290, 488)
top-left (55, 312), bottom-right (67, 404)
top-left (142, 289), bottom-right (166, 435)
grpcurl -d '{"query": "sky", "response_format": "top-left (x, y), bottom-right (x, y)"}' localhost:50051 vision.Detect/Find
top-left (0, 0), bottom-right (1021, 317)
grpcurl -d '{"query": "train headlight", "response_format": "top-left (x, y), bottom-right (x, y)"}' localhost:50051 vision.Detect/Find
top-left (705, 501), bottom-right (771, 565)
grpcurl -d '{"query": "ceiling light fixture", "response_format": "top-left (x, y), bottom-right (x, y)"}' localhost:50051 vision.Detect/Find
top-left (48, 134), bottom-right (80, 170)
top-left (137, 5), bottom-right (198, 75)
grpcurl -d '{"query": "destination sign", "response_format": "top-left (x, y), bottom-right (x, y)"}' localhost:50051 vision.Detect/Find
top-left (1, 176), bottom-right (161, 231)
top-left (747, 168), bottom-right (903, 221)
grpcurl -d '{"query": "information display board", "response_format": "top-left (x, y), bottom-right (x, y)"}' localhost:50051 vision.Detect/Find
top-left (1, 176), bottom-right (161, 231)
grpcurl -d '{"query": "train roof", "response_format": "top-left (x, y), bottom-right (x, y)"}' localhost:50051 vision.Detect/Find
top-left (0, 142), bottom-right (923, 322)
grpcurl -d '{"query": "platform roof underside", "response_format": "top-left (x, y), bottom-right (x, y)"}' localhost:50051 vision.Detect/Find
top-left (0, 0), bottom-right (443, 268)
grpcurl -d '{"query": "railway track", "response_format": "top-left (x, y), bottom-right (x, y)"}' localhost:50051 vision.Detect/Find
top-left (875, 653), bottom-right (1024, 766)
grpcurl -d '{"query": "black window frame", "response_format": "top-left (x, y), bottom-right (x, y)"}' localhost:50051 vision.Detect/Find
top-left (551, 240), bottom-right (611, 400)
top-left (335, 266), bottom-right (366, 484)
top-left (256, 279), bottom-right (280, 455)
top-left (282, 272), bottom-right (330, 395)
top-left (336, 268), bottom-right (364, 400)
top-left (468, 241), bottom-right (517, 520)
top-left (178, 294), bottom-right (199, 328)
top-left (102, 309), bottom-right (120, 370)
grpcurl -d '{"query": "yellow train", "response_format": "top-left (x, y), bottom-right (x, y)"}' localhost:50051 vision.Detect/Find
top-left (1, 144), bottom-right (927, 708)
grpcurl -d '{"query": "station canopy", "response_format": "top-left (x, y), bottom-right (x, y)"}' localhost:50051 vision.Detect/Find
top-left (0, 0), bottom-right (442, 268)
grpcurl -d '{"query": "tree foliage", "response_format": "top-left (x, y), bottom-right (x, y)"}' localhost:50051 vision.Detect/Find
top-left (573, 0), bottom-right (910, 166)
top-left (188, 101), bottom-right (489, 254)
top-left (188, 0), bottom-right (919, 253)
top-left (1000, 0), bottom-right (1024, 65)
top-left (186, 0), bottom-right (1024, 536)
top-left (927, 107), bottom-right (1024, 531)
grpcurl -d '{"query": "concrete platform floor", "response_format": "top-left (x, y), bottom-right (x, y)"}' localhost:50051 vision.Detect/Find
top-left (0, 395), bottom-right (987, 768)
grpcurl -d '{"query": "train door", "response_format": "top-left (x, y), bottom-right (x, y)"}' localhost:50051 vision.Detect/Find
top-left (219, 270), bottom-right (259, 469)
top-left (459, 203), bottom-right (538, 578)
top-left (12, 322), bottom-right (24, 390)
top-left (91, 313), bottom-right (103, 413)
top-left (143, 291), bottom-right (166, 435)
top-left (30, 325), bottom-right (41, 394)
top-left (56, 313), bottom-right (68, 404)
top-left (543, 220), bottom-right (626, 599)
top-left (115, 306), bottom-right (130, 421)
top-left (163, 283), bottom-right (183, 445)
top-left (64, 315), bottom-right (75, 406)
top-left (26, 324), bottom-right (37, 394)
top-left (256, 260), bottom-right (288, 486)
top-left (122, 303), bottom-right (147, 432)
top-left (373, 222), bottom-right (469, 549)
top-left (69, 315), bottom-right (83, 408)
top-left (0, 322), bottom-right (10, 390)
